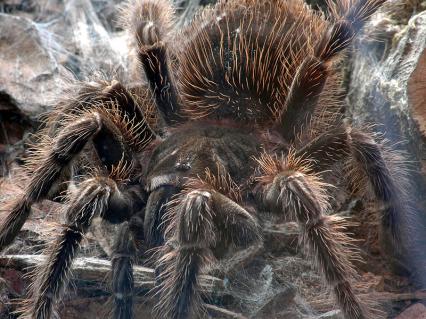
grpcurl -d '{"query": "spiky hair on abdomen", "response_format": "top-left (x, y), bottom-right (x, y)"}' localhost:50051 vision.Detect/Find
top-left (173, 0), bottom-right (342, 126)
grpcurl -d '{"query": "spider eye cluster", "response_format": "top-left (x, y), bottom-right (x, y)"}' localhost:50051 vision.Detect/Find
top-left (174, 161), bottom-right (191, 171)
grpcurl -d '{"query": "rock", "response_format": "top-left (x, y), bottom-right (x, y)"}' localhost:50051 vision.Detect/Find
top-left (57, 0), bottom-right (127, 76)
top-left (348, 5), bottom-right (426, 177)
top-left (0, 13), bottom-right (59, 118)
top-left (0, 0), bottom-right (130, 120)
top-left (91, 0), bottom-right (123, 32)
top-left (0, 0), bottom-right (64, 18)
top-left (347, 3), bottom-right (426, 177)
top-left (0, 0), bottom-right (215, 120)
top-left (395, 303), bottom-right (426, 319)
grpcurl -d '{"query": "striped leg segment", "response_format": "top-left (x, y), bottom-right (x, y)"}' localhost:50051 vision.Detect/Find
top-left (295, 126), bottom-right (407, 244)
top-left (124, 0), bottom-right (181, 124)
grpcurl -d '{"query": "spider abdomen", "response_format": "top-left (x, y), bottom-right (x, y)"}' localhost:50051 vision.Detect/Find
top-left (175, 0), bottom-right (329, 125)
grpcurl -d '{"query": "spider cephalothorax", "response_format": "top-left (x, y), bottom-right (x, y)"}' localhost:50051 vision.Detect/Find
top-left (0, 0), bottom-right (408, 318)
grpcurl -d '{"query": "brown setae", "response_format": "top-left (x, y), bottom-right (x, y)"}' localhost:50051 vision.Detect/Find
top-left (0, 0), bottom-right (409, 318)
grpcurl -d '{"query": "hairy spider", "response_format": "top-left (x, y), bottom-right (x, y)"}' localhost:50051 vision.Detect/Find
top-left (0, 0), bottom-right (408, 318)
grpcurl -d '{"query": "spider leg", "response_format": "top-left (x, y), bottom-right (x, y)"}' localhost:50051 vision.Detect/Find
top-left (156, 189), bottom-right (260, 319)
top-left (295, 125), bottom-right (350, 172)
top-left (20, 177), bottom-right (117, 319)
top-left (47, 79), bottom-right (151, 139)
top-left (277, 0), bottom-right (386, 141)
top-left (144, 185), bottom-right (177, 247)
top-left (0, 114), bottom-right (102, 252)
top-left (0, 109), bottom-right (153, 252)
top-left (350, 131), bottom-right (406, 242)
top-left (256, 153), bottom-right (369, 319)
top-left (295, 126), bottom-right (406, 244)
top-left (111, 222), bottom-right (137, 319)
top-left (124, 0), bottom-right (181, 125)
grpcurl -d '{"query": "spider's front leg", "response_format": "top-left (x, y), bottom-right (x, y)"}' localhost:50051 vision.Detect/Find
top-left (124, 0), bottom-right (181, 124)
top-left (155, 184), bottom-right (260, 319)
top-left (255, 153), bottom-right (370, 319)
top-left (0, 83), bottom-right (155, 253)
top-left (20, 176), bottom-right (127, 319)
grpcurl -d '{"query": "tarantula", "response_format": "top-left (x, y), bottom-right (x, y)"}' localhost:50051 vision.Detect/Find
top-left (0, 0), bottom-right (408, 318)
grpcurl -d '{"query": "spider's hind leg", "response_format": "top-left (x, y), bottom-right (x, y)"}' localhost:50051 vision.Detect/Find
top-left (123, 0), bottom-right (181, 124)
top-left (277, 0), bottom-right (386, 141)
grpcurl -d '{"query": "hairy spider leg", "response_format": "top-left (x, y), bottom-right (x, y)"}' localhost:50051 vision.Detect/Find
top-left (46, 80), bottom-right (151, 143)
top-left (256, 152), bottom-right (371, 319)
top-left (0, 114), bottom-right (102, 252)
top-left (143, 185), bottom-right (177, 248)
top-left (0, 82), bottom-right (155, 252)
top-left (111, 222), bottom-right (139, 319)
top-left (20, 177), bottom-right (115, 319)
top-left (124, 0), bottom-right (182, 125)
top-left (155, 185), bottom-right (260, 319)
top-left (277, 0), bottom-right (387, 142)
top-left (295, 126), bottom-right (408, 246)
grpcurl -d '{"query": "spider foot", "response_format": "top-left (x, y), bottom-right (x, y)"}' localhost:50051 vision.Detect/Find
top-left (101, 79), bottom-right (122, 95)
top-left (122, 0), bottom-right (174, 48)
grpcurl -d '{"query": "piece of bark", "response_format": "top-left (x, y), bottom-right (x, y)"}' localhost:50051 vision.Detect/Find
top-left (0, 254), bottom-right (226, 296)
